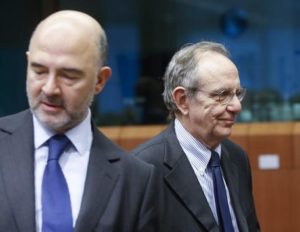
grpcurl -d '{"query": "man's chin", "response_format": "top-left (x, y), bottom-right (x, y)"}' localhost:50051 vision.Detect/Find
top-left (216, 127), bottom-right (232, 139)
top-left (34, 110), bottom-right (69, 131)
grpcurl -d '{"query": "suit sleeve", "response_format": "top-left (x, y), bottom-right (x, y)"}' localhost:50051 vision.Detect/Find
top-left (136, 164), bottom-right (158, 232)
top-left (244, 150), bottom-right (261, 231)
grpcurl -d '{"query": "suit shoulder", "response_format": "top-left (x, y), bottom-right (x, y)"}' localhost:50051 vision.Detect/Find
top-left (0, 110), bottom-right (31, 137)
top-left (131, 127), bottom-right (171, 164)
top-left (114, 145), bottom-right (155, 185)
top-left (222, 139), bottom-right (249, 164)
top-left (133, 127), bottom-right (168, 151)
top-left (222, 139), bottom-right (245, 153)
top-left (94, 127), bottom-right (154, 173)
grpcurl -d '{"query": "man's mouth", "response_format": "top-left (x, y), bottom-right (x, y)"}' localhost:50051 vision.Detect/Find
top-left (219, 118), bottom-right (235, 126)
top-left (40, 101), bottom-right (63, 113)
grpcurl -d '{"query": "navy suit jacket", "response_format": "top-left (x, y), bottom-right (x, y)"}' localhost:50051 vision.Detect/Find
top-left (0, 110), bottom-right (157, 232)
top-left (132, 123), bottom-right (260, 232)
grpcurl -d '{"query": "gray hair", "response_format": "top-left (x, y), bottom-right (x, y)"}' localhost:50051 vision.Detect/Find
top-left (162, 41), bottom-right (231, 119)
top-left (97, 31), bottom-right (108, 66)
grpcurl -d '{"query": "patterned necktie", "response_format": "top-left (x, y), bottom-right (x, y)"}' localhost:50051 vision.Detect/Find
top-left (209, 150), bottom-right (234, 232)
top-left (42, 134), bottom-right (73, 232)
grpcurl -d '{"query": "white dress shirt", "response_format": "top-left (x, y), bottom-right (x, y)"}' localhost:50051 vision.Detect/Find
top-left (34, 110), bottom-right (92, 232)
top-left (174, 119), bottom-right (239, 231)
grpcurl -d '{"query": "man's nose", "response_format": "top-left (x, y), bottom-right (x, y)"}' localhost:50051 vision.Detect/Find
top-left (226, 94), bottom-right (242, 113)
top-left (41, 75), bottom-right (60, 96)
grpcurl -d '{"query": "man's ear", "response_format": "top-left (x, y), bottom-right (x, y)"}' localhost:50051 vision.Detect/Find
top-left (172, 86), bottom-right (190, 116)
top-left (95, 66), bottom-right (112, 94)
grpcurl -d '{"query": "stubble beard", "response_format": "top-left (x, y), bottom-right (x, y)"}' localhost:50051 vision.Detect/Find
top-left (27, 91), bottom-right (95, 133)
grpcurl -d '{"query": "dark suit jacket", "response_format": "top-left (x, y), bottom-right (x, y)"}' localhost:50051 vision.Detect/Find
top-left (0, 110), bottom-right (157, 232)
top-left (132, 123), bottom-right (259, 232)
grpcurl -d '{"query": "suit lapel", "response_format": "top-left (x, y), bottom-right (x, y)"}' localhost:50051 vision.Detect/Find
top-left (75, 127), bottom-right (120, 232)
top-left (221, 146), bottom-right (248, 232)
top-left (0, 111), bottom-right (36, 232)
top-left (163, 126), bottom-right (219, 232)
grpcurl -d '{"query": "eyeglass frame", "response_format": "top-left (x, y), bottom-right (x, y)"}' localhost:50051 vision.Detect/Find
top-left (185, 86), bottom-right (247, 105)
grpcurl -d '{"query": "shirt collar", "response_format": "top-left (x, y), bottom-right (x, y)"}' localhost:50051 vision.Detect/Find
top-left (174, 119), bottom-right (221, 169)
top-left (33, 110), bottom-right (92, 155)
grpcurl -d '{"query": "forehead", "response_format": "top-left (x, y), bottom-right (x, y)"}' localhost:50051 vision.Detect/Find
top-left (33, 22), bottom-right (92, 54)
top-left (29, 23), bottom-right (97, 69)
top-left (196, 52), bottom-right (240, 89)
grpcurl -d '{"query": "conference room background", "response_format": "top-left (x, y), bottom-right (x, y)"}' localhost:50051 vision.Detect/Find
top-left (0, 0), bottom-right (299, 125)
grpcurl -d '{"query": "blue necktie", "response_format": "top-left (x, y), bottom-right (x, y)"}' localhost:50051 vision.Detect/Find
top-left (210, 150), bottom-right (234, 232)
top-left (42, 135), bottom-right (73, 232)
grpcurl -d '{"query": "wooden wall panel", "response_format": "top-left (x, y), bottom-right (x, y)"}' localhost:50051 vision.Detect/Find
top-left (291, 170), bottom-right (300, 230)
top-left (118, 125), bottom-right (166, 151)
top-left (293, 122), bottom-right (300, 168)
top-left (248, 122), bottom-right (294, 169)
top-left (230, 123), bottom-right (249, 150)
top-left (98, 126), bottom-right (122, 146)
top-left (230, 123), bottom-right (250, 160)
top-left (253, 170), bottom-right (292, 232)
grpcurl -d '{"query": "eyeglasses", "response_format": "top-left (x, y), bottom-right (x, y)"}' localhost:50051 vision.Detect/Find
top-left (188, 87), bottom-right (247, 105)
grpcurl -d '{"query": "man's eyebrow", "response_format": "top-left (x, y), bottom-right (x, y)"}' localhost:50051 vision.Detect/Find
top-left (211, 87), bottom-right (230, 93)
top-left (60, 68), bottom-right (85, 76)
top-left (29, 62), bottom-right (84, 76)
top-left (30, 62), bottom-right (46, 69)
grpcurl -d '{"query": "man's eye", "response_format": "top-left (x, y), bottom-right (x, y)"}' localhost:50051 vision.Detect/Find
top-left (236, 89), bottom-right (242, 96)
top-left (34, 70), bottom-right (47, 75)
top-left (217, 90), bottom-right (230, 99)
top-left (61, 75), bottom-right (80, 85)
top-left (62, 75), bottom-right (78, 81)
top-left (32, 67), bottom-right (46, 74)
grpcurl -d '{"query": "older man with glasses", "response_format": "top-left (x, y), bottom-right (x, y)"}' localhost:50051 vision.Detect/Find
top-left (132, 41), bottom-right (260, 232)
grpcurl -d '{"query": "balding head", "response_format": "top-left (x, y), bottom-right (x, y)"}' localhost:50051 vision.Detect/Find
top-left (29, 10), bottom-right (108, 66)
top-left (26, 10), bottom-right (112, 133)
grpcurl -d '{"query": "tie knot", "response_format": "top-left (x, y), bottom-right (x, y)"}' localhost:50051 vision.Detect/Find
top-left (47, 134), bottom-right (70, 161)
top-left (209, 150), bottom-right (221, 168)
